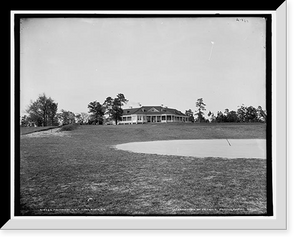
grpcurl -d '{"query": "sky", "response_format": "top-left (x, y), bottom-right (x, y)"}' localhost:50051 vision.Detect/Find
top-left (20, 17), bottom-right (266, 116)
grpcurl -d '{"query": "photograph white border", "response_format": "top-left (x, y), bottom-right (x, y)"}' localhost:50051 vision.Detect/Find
top-left (5, 4), bottom-right (287, 230)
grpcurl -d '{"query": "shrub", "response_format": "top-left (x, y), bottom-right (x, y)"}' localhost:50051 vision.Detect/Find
top-left (59, 123), bottom-right (80, 132)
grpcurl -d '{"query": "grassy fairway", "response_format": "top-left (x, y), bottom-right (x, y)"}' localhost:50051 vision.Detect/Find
top-left (19, 123), bottom-right (267, 215)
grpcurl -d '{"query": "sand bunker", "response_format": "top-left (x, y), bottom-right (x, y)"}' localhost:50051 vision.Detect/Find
top-left (115, 139), bottom-right (266, 159)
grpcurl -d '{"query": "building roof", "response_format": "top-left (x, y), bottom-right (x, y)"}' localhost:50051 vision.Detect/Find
top-left (122, 106), bottom-right (187, 116)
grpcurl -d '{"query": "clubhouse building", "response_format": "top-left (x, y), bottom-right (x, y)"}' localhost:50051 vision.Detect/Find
top-left (119, 106), bottom-right (189, 125)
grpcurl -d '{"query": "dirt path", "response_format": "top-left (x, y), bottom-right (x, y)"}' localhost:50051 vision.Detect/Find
top-left (22, 128), bottom-right (70, 138)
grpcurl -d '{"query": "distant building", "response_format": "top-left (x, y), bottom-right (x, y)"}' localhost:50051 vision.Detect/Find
top-left (119, 106), bottom-right (189, 125)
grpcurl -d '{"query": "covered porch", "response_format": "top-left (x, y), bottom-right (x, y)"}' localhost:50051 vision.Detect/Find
top-left (148, 115), bottom-right (187, 123)
top-left (119, 114), bottom-right (188, 125)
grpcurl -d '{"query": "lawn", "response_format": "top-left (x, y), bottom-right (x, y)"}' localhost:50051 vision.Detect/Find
top-left (19, 123), bottom-right (268, 215)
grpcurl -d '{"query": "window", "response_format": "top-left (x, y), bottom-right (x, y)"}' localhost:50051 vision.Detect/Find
top-left (149, 108), bottom-right (159, 112)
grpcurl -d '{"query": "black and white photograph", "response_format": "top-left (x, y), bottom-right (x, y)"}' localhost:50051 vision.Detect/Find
top-left (16, 14), bottom-right (272, 218)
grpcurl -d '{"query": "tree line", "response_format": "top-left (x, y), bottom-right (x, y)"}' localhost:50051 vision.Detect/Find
top-left (185, 98), bottom-right (267, 123)
top-left (21, 94), bottom-right (266, 127)
top-left (21, 93), bottom-right (128, 127)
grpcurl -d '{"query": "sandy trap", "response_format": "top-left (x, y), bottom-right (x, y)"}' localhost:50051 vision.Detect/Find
top-left (22, 128), bottom-right (70, 138)
top-left (115, 139), bottom-right (266, 159)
